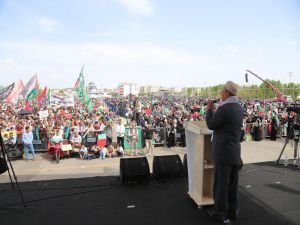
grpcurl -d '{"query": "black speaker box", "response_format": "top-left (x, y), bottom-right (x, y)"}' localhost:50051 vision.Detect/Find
top-left (0, 157), bottom-right (8, 174)
top-left (153, 155), bottom-right (183, 179)
top-left (120, 157), bottom-right (150, 184)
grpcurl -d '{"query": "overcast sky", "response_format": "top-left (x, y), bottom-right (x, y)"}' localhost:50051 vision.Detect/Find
top-left (0, 0), bottom-right (299, 89)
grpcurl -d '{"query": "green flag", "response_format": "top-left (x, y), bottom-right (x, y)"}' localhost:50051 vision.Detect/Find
top-left (151, 96), bottom-right (155, 105)
top-left (75, 66), bottom-right (85, 101)
top-left (85, 94), bottom-right (93, 112)
top-left (26, 88), bottom-right (39, 101)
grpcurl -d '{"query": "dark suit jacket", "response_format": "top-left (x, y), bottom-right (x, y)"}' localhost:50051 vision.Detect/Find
top-left (206, 102), bottom-right (243, 165)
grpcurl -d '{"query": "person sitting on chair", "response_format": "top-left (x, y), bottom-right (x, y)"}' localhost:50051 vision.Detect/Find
top-left (51, 129), bottom-right (63, 144)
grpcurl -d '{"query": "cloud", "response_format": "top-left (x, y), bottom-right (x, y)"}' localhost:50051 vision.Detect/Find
top-left (91, 31), bottom-right (115, 38)
top-left (284, 39), bottom-right (297, 46)
top-left (0, 41), bottom-right (211, 87)
top-left (223, 45), bottom-right (239, 53)
top-left (117, 0), bottom-right (154, 16)
top-left (38, 17), bottom-right (58, 33)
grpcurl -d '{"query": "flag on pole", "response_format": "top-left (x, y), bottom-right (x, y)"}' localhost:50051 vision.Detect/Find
top-left (151, 96), bottom-right (155, 105)
top-left (22, 74), bottom-right (39, 100)
top-left (74, 66), bottom-right (93, 111)
top-left (75, 66), bottom-right (85, 101)
top-left (6, 80), bottom-right (24, 104)
top-left (85, 94), bottom-right (93, 112)
top-left (37, 86), bottom-right (47, 107)
top-left (0, 83), bottom-right (15, 102)
top-left (26, 88), bottom-right (39, 101)
top-left (24, 100), bottom-right (31, 111)
top-left (47, 88), bottom-right (51, 104)
top-left (37, 86), bottom-right (47, 102)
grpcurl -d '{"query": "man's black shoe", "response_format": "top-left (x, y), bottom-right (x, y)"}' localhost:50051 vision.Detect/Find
top-left (228, 209), bottom-right (239, 221)
top-left (205, 208), bottom-right (231, 224)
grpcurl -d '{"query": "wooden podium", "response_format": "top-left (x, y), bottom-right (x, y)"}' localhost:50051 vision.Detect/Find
top-left (185, 121), bottom-right (214, 207)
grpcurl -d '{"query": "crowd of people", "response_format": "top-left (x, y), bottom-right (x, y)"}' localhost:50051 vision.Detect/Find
top-left (1, 82), bottom-right (298, 225)
top-left (0, 94), bottom-right (299, 161)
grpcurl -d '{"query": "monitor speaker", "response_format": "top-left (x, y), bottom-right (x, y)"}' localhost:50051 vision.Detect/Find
top-left (153, 155), bottom-right (183, 179)
top-left (120, 157), bottom-right (150, 184)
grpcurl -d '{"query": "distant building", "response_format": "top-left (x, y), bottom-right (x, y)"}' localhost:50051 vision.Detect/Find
top-left (117, 82), bottom-right (138, 97)
top-left (139, 85), bottom-right (160, 95)
top-left (170, 87), bottom-right (183, 94)
top-left (87, 82), bottom-right (99, 99)
top-left (152, 88), bottom-right (171, 97)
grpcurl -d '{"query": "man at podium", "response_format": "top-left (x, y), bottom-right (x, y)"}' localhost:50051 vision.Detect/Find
top-left (205, 81), bottom-right (243, 223)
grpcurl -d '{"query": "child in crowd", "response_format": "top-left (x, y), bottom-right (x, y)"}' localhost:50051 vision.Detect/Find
top-left (106, 144), bottom-right (115, 158)
top-left (99, 146), bottom-right (107, 159)
top-left (79, 144), bottom-right (88, 159)
top-left (89, 144), bottom-right (100, 158)
top-left (116, 143), bottom-right (124, 156)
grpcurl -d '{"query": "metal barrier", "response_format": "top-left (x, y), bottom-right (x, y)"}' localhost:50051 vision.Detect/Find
top-left (15, 121), bottom-right (288, 155)
top-left (244, 122), bottom-right (287, 140)
top-left (32, 132), bottom-right (49, 152)
top-left (150, 127), bottom-right (186, 147)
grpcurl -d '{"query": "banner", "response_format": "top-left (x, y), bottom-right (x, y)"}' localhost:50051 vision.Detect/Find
top-left (50, 94), bottom-right (75, 107)
top-left (38, 110), bottom-right (49, 120)
top-left (1, 130), bottom-right (17, 142)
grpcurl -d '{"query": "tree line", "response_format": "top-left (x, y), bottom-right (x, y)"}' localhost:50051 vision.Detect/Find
top-left (185, 80), bottom-right (300, 99)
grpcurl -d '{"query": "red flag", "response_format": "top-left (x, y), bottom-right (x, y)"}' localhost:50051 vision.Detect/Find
top-left (6, 80), bottom-right (24, 104)
top-left (24, 100), bottom-right (31, 111)
top-left (37, 86), bottom-right (47, 102)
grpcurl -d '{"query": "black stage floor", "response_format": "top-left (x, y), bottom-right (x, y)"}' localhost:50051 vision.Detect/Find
top-left (0, 162), bottom-right (299, 225)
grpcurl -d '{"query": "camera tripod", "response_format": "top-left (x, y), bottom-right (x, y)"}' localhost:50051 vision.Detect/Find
top-left (0, 131), bottom-right (26, 206)
top-left (276, 123), bottom-right (300, 168)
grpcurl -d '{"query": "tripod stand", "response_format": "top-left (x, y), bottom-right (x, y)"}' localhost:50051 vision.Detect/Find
top-left (276, 122), bottom-right (300, 168)
top-left (0, 131), bottom-right (26, 207)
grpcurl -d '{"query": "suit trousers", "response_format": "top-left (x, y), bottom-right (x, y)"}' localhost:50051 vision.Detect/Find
top-left (213, 163), bottom-right (239, 216)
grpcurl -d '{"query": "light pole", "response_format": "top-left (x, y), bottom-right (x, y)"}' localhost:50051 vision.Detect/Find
top-left (289, 72), bottom-right (292, 83)
top-left (289, 72), bottom-right (292, 98)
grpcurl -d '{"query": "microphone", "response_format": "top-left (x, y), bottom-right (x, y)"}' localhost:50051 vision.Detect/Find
top-left (212, 99), bottom-right (219, 103)
top-left (245, 73), bottom-right (248, 82)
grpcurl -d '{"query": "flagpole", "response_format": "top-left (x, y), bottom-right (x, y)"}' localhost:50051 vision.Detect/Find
top-left (49, 89), bottom-right (51, 107)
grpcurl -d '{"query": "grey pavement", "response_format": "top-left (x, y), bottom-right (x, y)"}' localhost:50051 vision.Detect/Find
top-left (0, 138), bottom-right (298, 183)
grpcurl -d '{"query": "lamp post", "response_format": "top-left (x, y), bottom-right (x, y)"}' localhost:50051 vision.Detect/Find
top-left (289, 72), bottom-right (293, 98)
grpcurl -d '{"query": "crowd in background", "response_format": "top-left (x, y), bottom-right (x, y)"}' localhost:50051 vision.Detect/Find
top-left (0, 95), bottom-right (299, 160)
